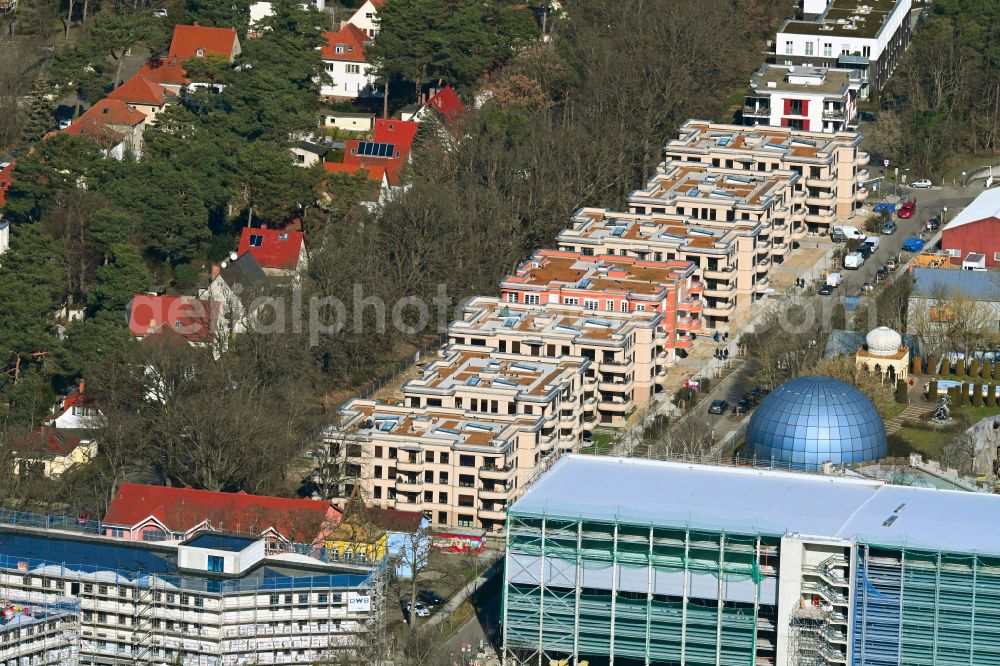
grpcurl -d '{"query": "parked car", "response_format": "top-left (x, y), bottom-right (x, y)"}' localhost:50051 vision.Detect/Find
top-left (818, 284), bottom-right (834, 296)
top-left (735, 398), bottom-right (751, 414)
top-left (897, 201), bottom-right (916, 219)
top-left (57, 119), bottom-right (72, 130)
top-left (926, 217), bottom-right (941, 231)
top-left (418, 590), bottom-right (445, 606)
top-left (857, 244), bottom-right (873, 259)
top-left (863, 235), bottom-right (880, 251)
top-left (404, 602), bottom-right (431, 618)
top-left (862, 281), bottom-right (874, 292)
top-left (708, 399), bottom-right (728, 415)
top-left (911, 178), bottom-right (933, 189)
top-left (886, 259), bottom-right (897, 271)
top-left (902, 237), bottom-right (926, 252)
top-left (844, 252), bottom-right (865, 269)
top-left (153, 7), bottom-right (168, 16)
top-left (882, 220), bottom-right (897, 234)
top-left (826, 272), bottom-right (843, 287)
top-left (875, 267), bottom-right (889, 281)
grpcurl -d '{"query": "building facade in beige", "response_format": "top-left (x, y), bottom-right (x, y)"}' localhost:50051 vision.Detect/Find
top-left (661, 120), bottom-right (869, 229)
top-left (449, 296), bottom-right (670, 424)
top-left (326, 401), bottom-right (547, 532)
top-left (556, 208), bottom-right (765, 329)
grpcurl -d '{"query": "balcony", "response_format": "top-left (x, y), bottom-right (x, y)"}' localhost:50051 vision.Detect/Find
top-left (806, 192), bottom-right (835, 206)
top-left (771, 242), bottom-right (789, 255)
top-left (395, 476), bottom-right (423, 491)
top-left (393, 497), bottom-right (425, 511)
top-left (599, 376), bottom-right (634, 393)
top-left (856, 168), bottom-right (869, 182)
top-left (559, 411), bottom-right (576, 423)
top-left (755, 278), bottom-right (771, 291)
top-left (756, 258), bottom-right (772, 271)
top-left (856, 151), bottom-right (870, 166)
top-left (584, 373), bottom-right (598, 387)
top-left (655, 365), bottom-right (668, 378)
top-left (599, 358), bottom-right (630, 371)
top-left (703, 302), bottom-right (735, 318)
top-left (805, 175), bottom-right (835, 187)
top-left (479, 485), bottom-right (513, 501)
top-left (598, 396), bottom-right (630, 412)
top-left (856, 186), bottom-right (869, 200)
top-left (655, 348), bottom-right (669, 362)
top-left (743, 104), bottom-right (770, 118)
top-left (703, 265), bottom-right (735, 280)
top-left (679, 299), bottom-right (703, 313)
top-left (676, 317), bottom-right (699, 332)
top-left (792, 190), bottom-right (807, 204)
top-left (396, 459), bottom-right (423, 473)
top-left (583, 394), bottom-right (598, 408)
top-left (822, 108), bottom-right (846, 121)
top-left (805, 210), bottom-right (835, 224)
top-left (479, 464), bottom-right (515, 480)
top-left (756, 238), bottom-right (771, 250)
top-left (688, 281), bottom-right (704, 294)
top-left (478, 506), bottom-right (508, 521)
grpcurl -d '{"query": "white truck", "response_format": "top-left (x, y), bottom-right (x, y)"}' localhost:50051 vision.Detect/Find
top-left (833, 225), bottom-right (867, 241)
top-left (844, 252), bottom-right (865, 270)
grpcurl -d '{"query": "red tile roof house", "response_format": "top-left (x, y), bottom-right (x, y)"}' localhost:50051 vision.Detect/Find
top-left (168, 25), bottom-right (241, 64)
top-left (237, 227), bottom-right (307, 276)
top-left (13, 426), bottom-right (97, 478)
top-left (106, 72), bottom-right (178, 125)
top-left (64, 98), bottom-right (147, 160)
top-left (44, 381), bottom-right (103, 430)
top-left (136, 56), bottom-right (191, 95)
top-left (415, 85), bottom-right (467, 127)
top-left (127, 294), bottom-right (223, 346)
top-left (102, 483), bottom-right (343, 553)
top-left (319, 24), bottom-right (378, 100)
top-left (323, 161), bottom-right (389, 209)
top-left (0, 161), bottom-right (12, 209)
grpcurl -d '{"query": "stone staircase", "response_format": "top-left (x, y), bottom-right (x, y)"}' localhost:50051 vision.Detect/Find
top-left (885, 403), bottom-right (934, 435)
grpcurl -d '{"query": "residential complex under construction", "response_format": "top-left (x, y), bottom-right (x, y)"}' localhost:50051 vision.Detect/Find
top-left (0, 524), bottom-right (385, 666)
top-left (502, 454), bottom-right (1000, 666)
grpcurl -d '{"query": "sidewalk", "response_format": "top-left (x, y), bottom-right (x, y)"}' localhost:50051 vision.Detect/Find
top-left (423, 558), bottom-right (503, 629)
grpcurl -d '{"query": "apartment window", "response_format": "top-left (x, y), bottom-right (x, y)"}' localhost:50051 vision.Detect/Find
top-left (460, 455), bottom-right (475, 467)
top-left (788, 99), bottom-right (804, 115)
top-left (441, 452), bottom-right (449, 464)
top-left (207, 555), bottom-right (224, 573)
top-left (438, 492), bottom-right (449, 504)
top-left (374, 486), bottom-right (382, 499)
top-left (426, 451), bottom-right (434, 463)
top-left (270, 594), bottom-right (280, 605)
top-left (424, 490), bottom-right (433, 502)
top-left (424, 470), bottom-right (434, 482)
top-left (784, 40), bottom-right (793, 55)
top-left (862, 45), bottom-right (871, 58)
top-left (194, 597), bottom-right (204, 608)
top-left (374, 465), bottom-right (383, 479)
top-left (823, 43), bottom-right (832, 57)
top-left (636, 305), bottom-right (646, 311)
top-left (299, 594), bottom-right (309, 604)
top-left (524, 293), bottom-right (540, 305)
top-left (620, 301), bottom-right (628, 312)
top-left (325, 63), bottom-right (334, 72)
top-left (605, 300), bottom-right (615, 311)
top-left (346, 64), bottom-right (360, 74)
top-left (805, 42), bottom-right (813, 56)
top-left (563, 297), bottom-right (579, 306)
top-left (459, 474), bottom-right (475, 487)
top-left (506, 292), bottom-right (518, 303)
top-left (458, 515), bottom-right (474, 527)
top-left (583, 299), bottom-right (599, 310)
top-left (440, 471), bottom-right (449, 485)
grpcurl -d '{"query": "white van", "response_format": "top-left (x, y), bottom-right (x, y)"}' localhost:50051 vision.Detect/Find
top-left (833, 225), bottom-right (866, 241)
top-left (844, 252), bottom-right (865, 270)
top-left (863, 236), bottom-right (880, 251)
top-left (827, 272), bottom-right (843, 287)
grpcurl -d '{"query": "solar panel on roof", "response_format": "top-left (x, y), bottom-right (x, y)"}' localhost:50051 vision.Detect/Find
top-left (611, 227), bottom-right (626, 237)
top-left (356, 141), bottom-right (396, 158)
top-left (466, 376), bottom-right (481, 386)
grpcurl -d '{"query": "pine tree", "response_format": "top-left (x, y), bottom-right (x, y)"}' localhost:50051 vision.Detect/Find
top-left (20, 74), bottom-right (56, 146)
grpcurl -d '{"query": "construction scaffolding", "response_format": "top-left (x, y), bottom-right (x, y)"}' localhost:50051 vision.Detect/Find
top-left (853, 544), bottom-right (1000, 666)
top-left (501, 512), bottom-right (780, 666)
top-left (0, 599), bottom-right (80, 666)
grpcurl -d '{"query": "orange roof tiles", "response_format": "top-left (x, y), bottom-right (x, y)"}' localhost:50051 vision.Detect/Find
top-left (168, 25), bottom-right (239, 63)
top-left (137, 57), bottom-right (190, 87)
top-left (107, 74), bottom-right (177, 107)
top-left (321, 24), bottom-right (370, 62)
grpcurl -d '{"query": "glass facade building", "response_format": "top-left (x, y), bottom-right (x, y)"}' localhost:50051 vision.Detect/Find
top-left (746, 375), bottom-right (887, 470)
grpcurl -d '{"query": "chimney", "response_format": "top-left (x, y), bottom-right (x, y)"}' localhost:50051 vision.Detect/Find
top-left (211, 264), bottom-right (221, 280)
top-left (78, 379), bottom-right (85, 394)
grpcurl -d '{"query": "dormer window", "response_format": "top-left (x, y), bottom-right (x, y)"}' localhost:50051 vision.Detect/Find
top-left (388, 123), bottom-right (394, 130)
top-left (196, 48), bottom-right (205, 58)
top-left (335, 44), bottom-right (344, 54)
top-left (278, 232), bottom-right (289, 240)
top-left (249, 233), bottom-right (264, 247)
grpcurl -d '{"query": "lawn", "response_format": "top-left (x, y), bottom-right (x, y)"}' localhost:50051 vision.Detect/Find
top-left (580, 431), bottom-right (616, 456)
top-left (889, 403), bottom-right (1000, 460)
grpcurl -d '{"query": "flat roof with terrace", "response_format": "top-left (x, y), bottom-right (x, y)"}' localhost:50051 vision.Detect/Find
top-left (750, 64), bottom-right (862, 97)
top-left (780, 0), bottom-right (906, 39)
top-left (452, 296), bottom-right (661, 347)
top-left (335, 400), bottom-right (543, 451)
top-left (629, 161), bottom-right (796, 210)
top-left (666, 119), bottom-right (863, 160)
top-left (558, 208), bottom-right (746, 258)
top-left (501, 250), bottom-right (696, 300)
top-left (404, 346), bottom-right (589, 402)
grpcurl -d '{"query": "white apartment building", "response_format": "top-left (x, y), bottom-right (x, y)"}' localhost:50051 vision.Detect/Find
top-left (0, 526), bottom-right (383, 666)
top-left (775, 0), bottom-right (913, 96)
top-left (745, 64), bottom-right (861, 133)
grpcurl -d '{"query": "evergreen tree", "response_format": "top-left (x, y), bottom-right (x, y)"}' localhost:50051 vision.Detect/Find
top-left (90, 243), bottom-right (154, 313)
top-left (20, 74), bottom-right (56, 146)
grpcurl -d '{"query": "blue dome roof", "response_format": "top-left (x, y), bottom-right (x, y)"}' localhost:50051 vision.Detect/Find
top-left (746, 375), bottom-right (886, 471)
